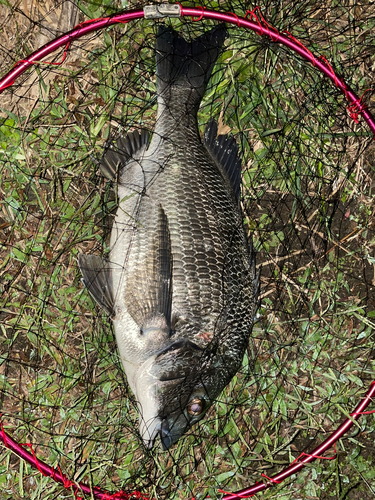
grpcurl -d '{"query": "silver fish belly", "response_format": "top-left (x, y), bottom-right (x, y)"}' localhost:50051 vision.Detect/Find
top-left (78, 25), bottom-right (259, 450)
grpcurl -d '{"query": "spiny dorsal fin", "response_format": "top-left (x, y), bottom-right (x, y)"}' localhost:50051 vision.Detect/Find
top-left (99, 129), bottom-right (150, 181)
top-left (204, 119), bottom-right (242, 202)
top-left (78, 254), bottom-right (115, 318)
top-left (125, 205), bottom-right (173, 329)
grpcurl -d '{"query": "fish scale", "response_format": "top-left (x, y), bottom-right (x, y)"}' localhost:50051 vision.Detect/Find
top-left (78, 24), bottom-right (259, 450)
top-left (148, 139), bottom-right (227, 315)
top-left (163, 169), bottom-right (227, 321)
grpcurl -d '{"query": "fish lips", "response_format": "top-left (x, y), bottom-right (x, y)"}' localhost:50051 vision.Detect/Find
top-left (141, 411), bottom-right (197, 451)
top-left (141, 417), bottom-right (173, 451)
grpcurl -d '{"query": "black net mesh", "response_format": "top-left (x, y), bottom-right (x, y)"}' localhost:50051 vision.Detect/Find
top-left (1, 0), bottom-right (375, 499)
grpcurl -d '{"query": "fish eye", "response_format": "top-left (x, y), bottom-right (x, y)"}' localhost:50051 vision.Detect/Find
top-left (187, 398), bottom-right (203, 416)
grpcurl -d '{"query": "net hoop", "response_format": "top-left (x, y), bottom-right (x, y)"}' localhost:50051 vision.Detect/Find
top-left (0, 4), bottom-right (374, 136)
top-left (0, 3), bottom-right (374, 499)
top-left (1, 382), bottom-right (374, 498)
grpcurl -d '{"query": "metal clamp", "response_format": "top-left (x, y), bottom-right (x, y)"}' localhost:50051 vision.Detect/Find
top-left (144, 4), bottom-right (181, 19)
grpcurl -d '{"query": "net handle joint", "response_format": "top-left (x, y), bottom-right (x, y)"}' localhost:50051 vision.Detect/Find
top-left (143, 4), bottom-right (181, 19)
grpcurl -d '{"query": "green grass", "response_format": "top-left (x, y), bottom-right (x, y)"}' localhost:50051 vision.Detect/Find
top-left (1, 0), bottom-right (375, 499)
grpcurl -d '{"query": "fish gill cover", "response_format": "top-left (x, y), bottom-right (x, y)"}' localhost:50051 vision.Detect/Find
top-left (0, 0), bottom-right (375, 499)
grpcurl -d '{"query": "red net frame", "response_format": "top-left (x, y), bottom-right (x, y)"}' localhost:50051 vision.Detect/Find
top-left (1, 3), bottom-right (375, 499)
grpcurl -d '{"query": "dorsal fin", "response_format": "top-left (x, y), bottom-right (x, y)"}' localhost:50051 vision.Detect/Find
top-left (99, 129), bottom-right (150, 181)
top-left (203, 119), bottom-right (242, 201)
top-left (78, 254), bottom-right (115, 318)
top-left (125, 205), bottom-right (173, 329)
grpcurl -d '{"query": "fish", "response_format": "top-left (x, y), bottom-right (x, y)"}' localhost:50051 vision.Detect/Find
top-left (78, 24), bottom-right (259, 450)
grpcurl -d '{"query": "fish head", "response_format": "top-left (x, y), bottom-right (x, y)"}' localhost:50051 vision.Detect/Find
top-left (135, 339), bottom-right (220, 450)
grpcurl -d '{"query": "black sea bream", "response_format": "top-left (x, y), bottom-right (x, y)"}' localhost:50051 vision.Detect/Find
top-left (79, 25), bottom-right (259, 450)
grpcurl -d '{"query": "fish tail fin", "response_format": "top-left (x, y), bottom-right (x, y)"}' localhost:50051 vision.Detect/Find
top-left (156, 24), bottom-right (227, 107)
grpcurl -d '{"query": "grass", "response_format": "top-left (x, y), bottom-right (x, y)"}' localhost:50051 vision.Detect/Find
top-left (1, 0), bottom-right (375, 499)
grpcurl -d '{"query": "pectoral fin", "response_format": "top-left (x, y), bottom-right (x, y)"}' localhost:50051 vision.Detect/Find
top-left (78, 254), bottom-right (115, 318)
top-left (153, 205), bottom-right (173, 327)
top-left (125, 205), bottom-right (173, 329)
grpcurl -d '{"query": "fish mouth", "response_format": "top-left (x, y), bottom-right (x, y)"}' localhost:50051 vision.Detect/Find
top-left (159, 418), bottom-right (172, 450)
top-left (142, 417), bottom-right (173, 451)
